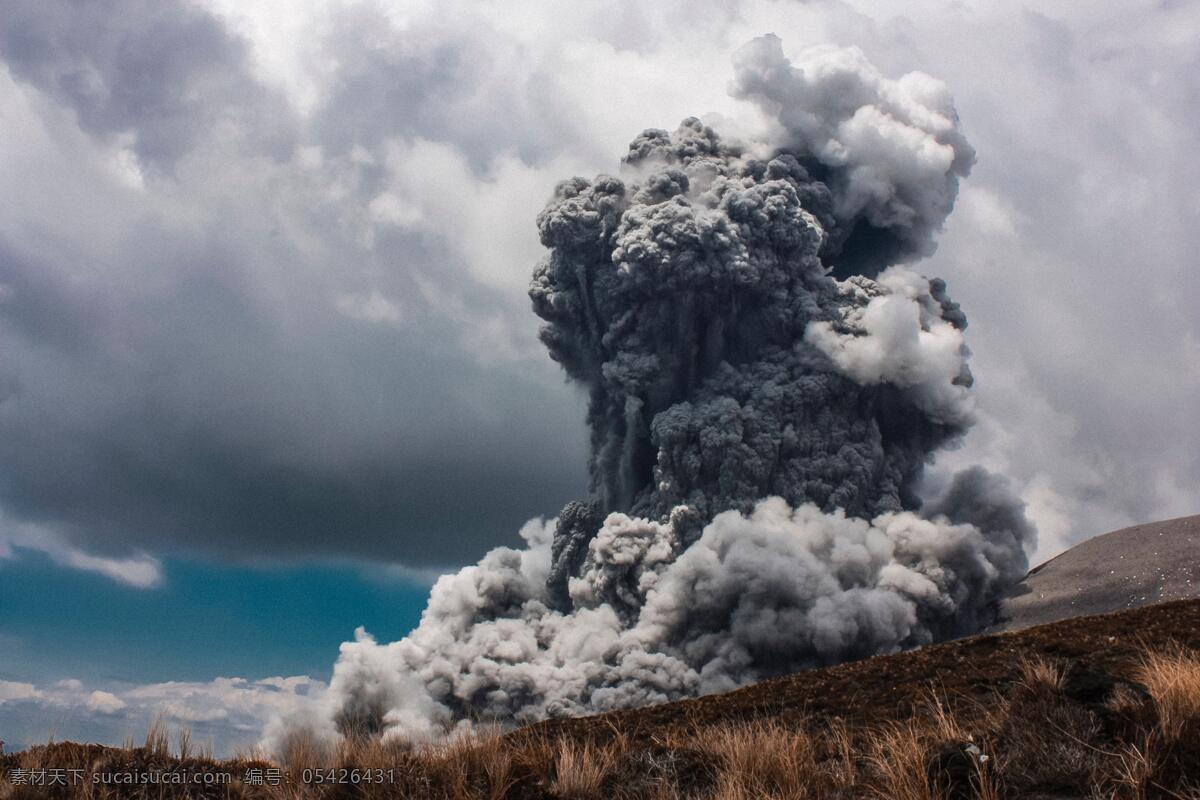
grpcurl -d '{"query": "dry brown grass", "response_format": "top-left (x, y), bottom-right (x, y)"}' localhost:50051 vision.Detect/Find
top-left (697, 719), bottom-right (825, 800)
top-left (863, 721), bottom-right (931, 800)
top-left (141, 714), bottom-right (170, 758)
top-left (1016, 653), bottom-right (1067, 693)
top-left (545, 738), bottom-right (620, 799)
top-left (0, 716), bottom-right (264, 800)
top-left (1138, 646), bottom-right (1200, 742)
top-left (273, 726), bottom-right (333, 777)
top-left (860, 692), bottom-right (991, 800)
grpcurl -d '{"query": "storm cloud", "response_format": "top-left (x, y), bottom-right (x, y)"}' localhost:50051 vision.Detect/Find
top-left (0, 0), bottom-right (1196, 605)
top-left (0, 0), bottom-right (592, 569)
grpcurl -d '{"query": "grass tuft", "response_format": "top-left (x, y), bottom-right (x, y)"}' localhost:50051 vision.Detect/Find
top-left (1137, 646), bottom-right (1200, 741)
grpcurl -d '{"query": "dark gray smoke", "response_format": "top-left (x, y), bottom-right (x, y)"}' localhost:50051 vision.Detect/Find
top-left (273, 35), bottom-right (1033, 746)
top-left (531, 123), bottom-right (976, 605)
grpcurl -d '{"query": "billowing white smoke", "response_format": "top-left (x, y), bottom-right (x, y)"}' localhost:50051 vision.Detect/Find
top-left (730, 34), bottom-right (976, 276)
top-left (316, 482), bottom-right (1023, 740)
top-left (806, 267), bottom-right (976, 424)
top-left (269, 35), bottom-right (1034, 747)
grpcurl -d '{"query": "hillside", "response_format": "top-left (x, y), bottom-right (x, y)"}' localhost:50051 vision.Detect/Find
top-left (989, 514), bottom-right (1200, 632)
top-left (6, 598), bottom-right (1200, 799)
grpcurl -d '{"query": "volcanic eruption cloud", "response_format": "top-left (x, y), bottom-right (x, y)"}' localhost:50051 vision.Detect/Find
top-left (310, 35), bottom-right (1037, 741)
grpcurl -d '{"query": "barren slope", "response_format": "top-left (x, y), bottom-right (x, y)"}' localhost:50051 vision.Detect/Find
top-left (990, 513), bottom-right (1200, 633)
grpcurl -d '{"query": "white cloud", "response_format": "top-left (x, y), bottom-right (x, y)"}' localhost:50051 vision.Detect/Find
top-left (86, 691), bottom-right (126, 714)
top-left (375, 138), bottom-right (583, 298)
top-left (1, 674), bottom-right (324, 756)
top-left (54, 548), bottom-right (163, 589)
top-left (366, 192), bottom-right (425, 228)
top-left (0, 517), bottom-right (163, 589)
top-left (334, 289), bottom-right (405, 326)
top-left (160, 703), bottom-right (229, 723)
top-left (203, 0), bottom-right (340, 116)
top-left (0, 680), bottom-right (41, 704)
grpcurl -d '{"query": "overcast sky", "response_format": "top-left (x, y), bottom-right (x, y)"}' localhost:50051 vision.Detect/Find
top-left (1, 0), bottom-right (1197, 754)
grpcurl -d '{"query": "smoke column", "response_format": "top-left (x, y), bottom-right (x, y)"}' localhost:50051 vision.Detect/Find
top-left (281, 35), bottom-right (1035, 743)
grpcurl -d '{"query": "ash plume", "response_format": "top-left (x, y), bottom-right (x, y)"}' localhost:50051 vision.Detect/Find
top-left (285, 35), bottom-right (1034, 745)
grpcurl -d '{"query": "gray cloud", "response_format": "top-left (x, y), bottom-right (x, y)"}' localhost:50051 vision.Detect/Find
top-left (0, 0), bottom-right (591, 568)
top-left (0, 215), bottom-right (587, 563)
top-left (0, 0), bottom-right (294, 169)
top-left (311, 3), bottom-right (583, 171)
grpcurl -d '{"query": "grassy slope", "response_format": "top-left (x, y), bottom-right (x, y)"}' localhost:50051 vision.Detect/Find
top-left (5, 598), bottom-right (1200, 799)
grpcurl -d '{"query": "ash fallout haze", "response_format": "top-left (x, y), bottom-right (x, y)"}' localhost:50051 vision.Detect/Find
top-left (0, 0), bottom-right (1197, 756)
